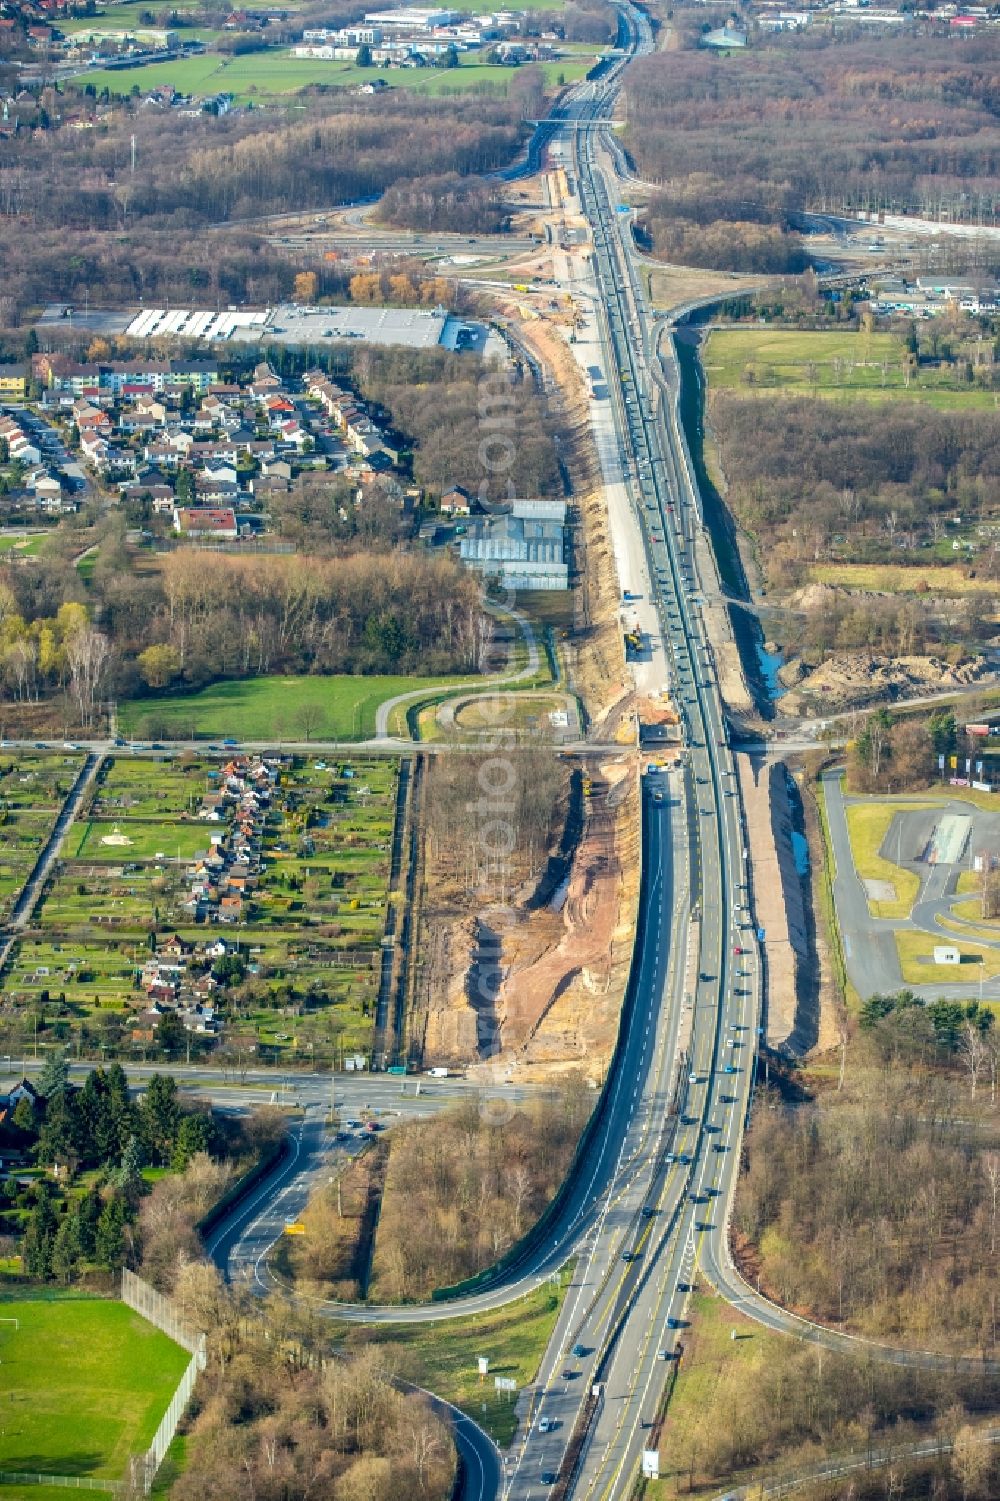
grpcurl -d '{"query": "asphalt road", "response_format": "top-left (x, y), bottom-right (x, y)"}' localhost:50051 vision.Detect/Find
top-left (193, 13), bottom-right (769, 1498)
top-left (212, 763), bottom-right (695, 1327)
top-left (551, 22), bottom-right (770, 1494)
top-left (200, 13), bottom-right (770, 1497)
top-left (822, 770), bottom-right (1000, 1003)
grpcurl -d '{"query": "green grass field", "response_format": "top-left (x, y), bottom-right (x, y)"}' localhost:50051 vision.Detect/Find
top-left (894, 929), bottom-right (1000, 992)
top-left (810, 562), bottom-right (997, 596)
top-left (74, 817), bottom-right (209, 861)
top-left (648, 1290), bottom-right (802, 1497)
top-left (78, 49), bottom-right (592, 101)
top-left (339, 1274), bottom-right (570, 1446)
top-left (120, 673), bottom-right (463, 741)
top-left (0, 1297), bottom-right (190, 1481)
top-left (704, 328), bottom-right (1000, 410)
top-left (0, 532), bottom-right (50, 555)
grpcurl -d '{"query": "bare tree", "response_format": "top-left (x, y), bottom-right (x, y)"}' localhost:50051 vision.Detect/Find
top-left (65, 625), bottom-right (110, 729)
top-left (984, 1153), bottom-right (1000, 1258)
top-left (959, 1020), bottom-right (986, 1101)
top-left (951, 1424), bottom-right (992, 1501)
top-left (295, 702), bottom-right (328, 743)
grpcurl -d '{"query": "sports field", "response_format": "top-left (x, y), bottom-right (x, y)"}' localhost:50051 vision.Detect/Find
top-left (0, 1297), bottom-right (189, 1481)
top-left (79, 49), bottom-right (592, 101)
top-left (120, 672), bottom-right (461, 741)
top-left (704, 328), bottom-right (1000, 410)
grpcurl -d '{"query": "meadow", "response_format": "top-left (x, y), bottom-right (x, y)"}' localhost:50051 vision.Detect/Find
top-left (79, 48), bottom-right (593, 102)
top-left (704, 327), bottom-right (1000, 410)
top-left (120, 672), bottom-right (462, 741)
top-left (0, 1296), bottom-right (189, 1482)
top-left (339, 1274), bottom-right (571, 1446)
top-left (809, 562), bottom-right (999, 596)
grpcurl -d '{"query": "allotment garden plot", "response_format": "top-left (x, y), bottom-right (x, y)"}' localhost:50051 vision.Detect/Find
top-left (7, 753), bottom-right (399, 1062)
top-left (0, 752), bottom-right (84, 918)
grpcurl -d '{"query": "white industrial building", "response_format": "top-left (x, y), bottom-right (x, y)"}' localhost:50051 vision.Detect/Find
top-left (364, 7), bottom-right (459, 27)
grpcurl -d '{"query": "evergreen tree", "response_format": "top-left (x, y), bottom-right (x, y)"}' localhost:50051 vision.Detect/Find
top-left (171, 1113), bottom-right (210, 1172)
top-left (140, 1074), bottom-right (180, 1165)
top-left (95, 1194), bottom-right (128, 1271)
top-left (23, 1183), bottom-right (57, 1279)
top-left (11, 1096), bottom-right (37, 1136)
top-left (38, 1048), bottom-right (69, 1102)
top-left (51, 1211), bottom-right (81, 1284)
top-left (105, 1064), bottom-right (135, 1162)
top-left (78, 1184), bottom-right (103, 1259)
top-left (36, 1089), bottom-right (78, 1168)
top-left (116, 1136), bottom-right (145, 1201)
top-left (77, 1067), bottom-right (110, 1166)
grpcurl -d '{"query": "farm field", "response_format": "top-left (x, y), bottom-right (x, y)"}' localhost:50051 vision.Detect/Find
top-left (120, 673), bottom-right (462, 741)
top-left (78, 49), bottom-right (593, 101)
top-left (6, 752), bottom-right (399, 1062)
top-left (704, 328), bottom-right (1000, 409)
top-left (0, 1296), bottom-right (189, 1482)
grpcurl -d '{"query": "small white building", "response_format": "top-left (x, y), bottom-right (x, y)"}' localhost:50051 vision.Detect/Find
top-left (933, 945), bottom-right (961, 966)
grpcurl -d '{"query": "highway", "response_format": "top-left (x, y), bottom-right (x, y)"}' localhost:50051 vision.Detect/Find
top-left (524, 12), bottom-right (767, 1494)
top-left (215, 764), bottom-right (697, 1328)
top-left (85, 10), bottom-right (996, 1494)
top-left (199, 9), bottom-right (768, 1497)
top-left (181, 10), bottom-right (769, 1499)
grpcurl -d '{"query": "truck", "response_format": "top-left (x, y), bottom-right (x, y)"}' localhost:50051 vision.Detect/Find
top-left (427, 1066), bottom-right (450, 1078)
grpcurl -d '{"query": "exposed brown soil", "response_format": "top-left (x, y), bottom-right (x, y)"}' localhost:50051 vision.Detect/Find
top-left (779, 651), bottom-right (993, 719)
top-left (491, 758), bottom-right (639, 1075)
top-left (413, 195), bottom-right (639, 1077)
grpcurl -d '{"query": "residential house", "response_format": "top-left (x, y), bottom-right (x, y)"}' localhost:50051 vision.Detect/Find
top-left (0, 363), bottom-right (27, 399)
top-left (440, 485), bottom-right (472, 515)
top-left (173, 506), bottom-right (239, 539)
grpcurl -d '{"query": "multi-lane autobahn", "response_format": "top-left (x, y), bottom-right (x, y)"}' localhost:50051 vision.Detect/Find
top-left (204, 11), bottom-right (767, 1497)
top-left (88, 16), bottom-right (996, 1496)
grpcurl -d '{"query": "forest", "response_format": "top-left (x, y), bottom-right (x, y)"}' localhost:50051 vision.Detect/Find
top-left (709, 390), bottom-right (1000, 545)
top-left (0, 545), bottom-right (487, 715)
top-left (0, 82), bottom-right (538, 324)
top-left (376, 172), bottom-right (510, 234)
top-left (352, 344), bottom-right (561, 501)
top-left (287, 1084), bottom-right (594, 1301)
top-left (734, 1037), bottom-right (1000, 1352)
top-left (624, 27), bottom-right (1000, 271)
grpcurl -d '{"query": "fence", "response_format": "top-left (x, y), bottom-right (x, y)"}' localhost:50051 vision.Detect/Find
top-left (0, 1474), bottom-right (118, 1492)
top-left (121, 1270), bottom-right (207, 1493)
